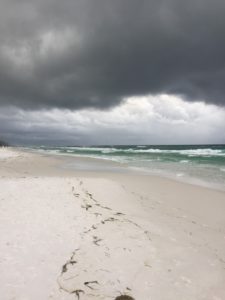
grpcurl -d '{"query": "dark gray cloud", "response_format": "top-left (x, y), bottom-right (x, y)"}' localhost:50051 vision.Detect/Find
top-left (0, 0), bottom-right (225, 109)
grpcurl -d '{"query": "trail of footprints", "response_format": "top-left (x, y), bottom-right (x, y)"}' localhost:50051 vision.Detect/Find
top-left (58, 179), bottom-right (152, 299)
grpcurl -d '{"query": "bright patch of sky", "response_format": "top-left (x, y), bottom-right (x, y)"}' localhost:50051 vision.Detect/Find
top-left (1, 95), bottom-right (224, 145)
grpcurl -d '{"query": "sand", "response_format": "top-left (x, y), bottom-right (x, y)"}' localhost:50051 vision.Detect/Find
top-left (0, 147), bottom-right (225, 300)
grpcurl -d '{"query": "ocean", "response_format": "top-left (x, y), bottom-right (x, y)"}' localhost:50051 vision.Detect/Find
top-left (32, 144), bottom-right (225, 190)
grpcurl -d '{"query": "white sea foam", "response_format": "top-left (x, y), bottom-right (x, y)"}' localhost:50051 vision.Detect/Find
top-left (69, 146), bottom-right (118, 152)
top-left (127, 148), bottom-right (224, 156)
top-left (42, 145), bottom-right (225, 158)
top-left (179, 149), bottom-right (224, 156)
top-left (176, 173), bottom-right (184, 177)
top-left (68, 147), bottom-right (225, 157)
top-left (0, 148), bottom-right (19, 159)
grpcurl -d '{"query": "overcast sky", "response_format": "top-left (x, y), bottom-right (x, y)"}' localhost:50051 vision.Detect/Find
top-left (0, 0), bottom-right (225, 145)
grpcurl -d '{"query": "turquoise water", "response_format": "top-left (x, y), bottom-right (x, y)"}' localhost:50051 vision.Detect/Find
top-left (32, 144), bottom-right (225, 190)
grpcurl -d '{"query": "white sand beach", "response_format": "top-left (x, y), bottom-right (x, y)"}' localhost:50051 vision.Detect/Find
top-left (0, 148), bottom-right (225, 300)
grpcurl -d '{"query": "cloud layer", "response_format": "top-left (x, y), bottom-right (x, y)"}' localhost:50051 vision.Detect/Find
top-left (1, 95), bottom-right (225, 145)
top-left (0, 0), bottom-right (225, 109)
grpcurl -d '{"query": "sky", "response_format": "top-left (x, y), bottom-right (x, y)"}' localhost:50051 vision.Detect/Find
top-left (0, 0), bottom-right (225, 145)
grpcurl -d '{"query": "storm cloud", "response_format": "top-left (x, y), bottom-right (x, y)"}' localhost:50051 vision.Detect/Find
top-left (0, 0), bottom-right (225, 110)
top-left (1, 96), bottom-right (225, 146)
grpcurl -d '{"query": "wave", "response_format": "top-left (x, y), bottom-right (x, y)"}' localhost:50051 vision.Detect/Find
top-left (59, 146), bottom-right (225, 157)
top-left (29, 145), bottom-right (225, 190)
top-left (125, 148), bottom-right (225, 156)
top-left (64, 147), bottom-right (118, 153)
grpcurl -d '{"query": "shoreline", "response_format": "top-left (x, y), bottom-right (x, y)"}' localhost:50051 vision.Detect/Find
top-left (0, 147), bottom-right (225, 300)
top-left (22, 146), bottom-right (225, 192)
